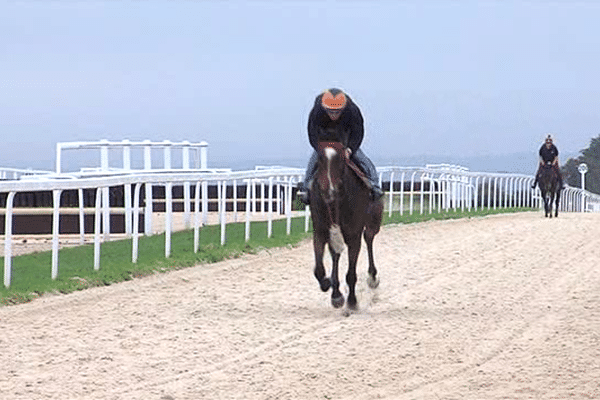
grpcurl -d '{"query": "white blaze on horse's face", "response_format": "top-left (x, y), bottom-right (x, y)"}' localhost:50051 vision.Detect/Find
top-left (324, 147), bottom-right (338, 201)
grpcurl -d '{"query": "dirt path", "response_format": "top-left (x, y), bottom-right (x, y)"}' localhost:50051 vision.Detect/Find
top-left (1, 212), bottom-right (599, 399)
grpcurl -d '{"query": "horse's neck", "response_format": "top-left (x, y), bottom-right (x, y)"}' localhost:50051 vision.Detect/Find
top-left (315, 160), bottom-right (349, 194)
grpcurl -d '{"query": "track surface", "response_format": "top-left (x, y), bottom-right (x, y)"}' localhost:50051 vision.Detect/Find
top-left (1, 212), bottom-right (599, 399)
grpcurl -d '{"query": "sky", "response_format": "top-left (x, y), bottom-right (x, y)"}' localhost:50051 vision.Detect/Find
top-left (2, 1), bottom-right (600, 173)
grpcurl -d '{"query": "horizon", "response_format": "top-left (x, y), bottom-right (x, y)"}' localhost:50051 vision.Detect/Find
top-left (1, 141), bottom-right (582, 176)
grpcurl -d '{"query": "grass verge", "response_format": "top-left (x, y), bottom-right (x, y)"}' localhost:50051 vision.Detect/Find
top-left (1, 207), bottom-right (533, 306)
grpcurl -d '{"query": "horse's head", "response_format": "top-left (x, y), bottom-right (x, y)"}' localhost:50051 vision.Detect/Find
top-left (315, 141), bottom-right (347, 204)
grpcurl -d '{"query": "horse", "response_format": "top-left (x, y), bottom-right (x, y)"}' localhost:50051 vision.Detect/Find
top-left (309, 141), bottom-right (384, 310)
top-left (537, 161), bottom-right (561, 218)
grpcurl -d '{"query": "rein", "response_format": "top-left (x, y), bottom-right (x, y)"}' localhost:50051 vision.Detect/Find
top-left (346, 158), bottom-right (372, 190)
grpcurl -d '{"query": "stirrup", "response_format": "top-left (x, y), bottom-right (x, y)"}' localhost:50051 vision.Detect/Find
top-left (297, 190), bottom-right (310, 205)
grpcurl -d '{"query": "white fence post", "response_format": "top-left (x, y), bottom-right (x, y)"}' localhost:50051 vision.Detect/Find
top-left (144, 140), bottom-right (153, 235)
top-left (409, 171), bottom-right (416, 215)
top-left (123, 139), bottom-right (133, 237)
top-left (132, 183), bottom-right (142, 263)
top-left (78, 188), bottom-right (85, 245)
top-left (51, 189), bottom-right (62, 280)
top-left (388, 171), bottom-right (395, 217)
top-left (94, 188), bottom-right (102, 271)
top-left (220, 180), bottom-right (227, 246)
top-left (194, 181), bottom-right (201, 253)
top-left (3, 192), bottom-right (16, 287)
top-left (245, 179), bottom-right (251, 242)
top-left (165, 182), bottom-right (173, 258)
top-left (268, 177), bottom-right (273, 238)
top-left (182, 141), bottom-right (192, 229)
top-left (400, 172), bottom-right (405, 215)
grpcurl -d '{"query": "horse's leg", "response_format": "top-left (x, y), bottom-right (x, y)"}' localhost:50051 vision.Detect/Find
top-left (364, 229), bottom-right (379, 289)
top-left (549, 192), bottom-right (554, 218)
top-left (328, 245), bottom-right (344, 308)
top-left (555, 190), bottom-right (560, 217)
top-left (313, 231), bottom-right (331, 292)
top-left (345, 235), bottom-right (361, 310)
top-left (365, 201), bottom-right (383, 289)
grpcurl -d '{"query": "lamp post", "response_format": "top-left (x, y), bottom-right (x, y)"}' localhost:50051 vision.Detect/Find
top-left (578, 163), bottom-right (588, 212)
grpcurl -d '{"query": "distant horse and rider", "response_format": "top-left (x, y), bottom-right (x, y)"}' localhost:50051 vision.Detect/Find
top-left (298, 89), bottom-right (383, 310)
top-left (532, 134), bottom-right (564, 218)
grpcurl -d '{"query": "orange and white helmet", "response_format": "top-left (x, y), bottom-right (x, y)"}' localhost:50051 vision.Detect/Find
top-left (321, 88), bottom-right (347, 120)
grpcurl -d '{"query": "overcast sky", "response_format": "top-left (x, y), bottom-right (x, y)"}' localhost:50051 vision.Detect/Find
top-left (2, 1), bottom-right (600, 172)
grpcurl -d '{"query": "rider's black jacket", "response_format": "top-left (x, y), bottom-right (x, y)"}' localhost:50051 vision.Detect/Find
top-left (539, 143), bottom-right (559, 163)
top-left (307, 93), bottom-right (364, 153)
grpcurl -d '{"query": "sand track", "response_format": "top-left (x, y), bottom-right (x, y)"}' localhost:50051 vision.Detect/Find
top-left (1, 212), bottom-right (599, 399)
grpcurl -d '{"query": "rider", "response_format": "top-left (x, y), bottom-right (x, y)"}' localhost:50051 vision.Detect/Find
top-left (532, 134), bottom-right (564, 189)
top-left (297, 88), bottom-right (384, 205)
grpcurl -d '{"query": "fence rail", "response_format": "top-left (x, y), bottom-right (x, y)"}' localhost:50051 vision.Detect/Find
top-left (2, 164), bottom-right (600, 288)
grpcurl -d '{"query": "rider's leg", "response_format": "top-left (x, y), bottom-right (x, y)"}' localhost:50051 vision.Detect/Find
top-left (532, 166), bottom-right (540, 188)
top-left (298, 150), bottom-right (318, 205)
top-left (555, 164), bottom-right (564, 188)
top-left (352, 148), bottom-right (383, 200)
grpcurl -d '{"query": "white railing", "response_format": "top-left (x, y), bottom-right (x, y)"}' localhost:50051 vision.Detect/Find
top-left (2, 164), bottom-right (600, 288)
top-left (52, 140), bottom-right (230, 237)
top-left (0, 167), bottom-right (53, 181)
top-left (55, 139), bottom-right (210, 173)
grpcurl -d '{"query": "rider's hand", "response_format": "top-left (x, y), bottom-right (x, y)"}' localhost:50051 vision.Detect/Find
top-left (345, 148), bottom-right (352, 158)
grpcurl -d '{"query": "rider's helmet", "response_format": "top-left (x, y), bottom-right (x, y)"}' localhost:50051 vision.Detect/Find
top-left (321, 88), bottom-right (347, 120)
top-left (545, 134), bottom-right (553, 144)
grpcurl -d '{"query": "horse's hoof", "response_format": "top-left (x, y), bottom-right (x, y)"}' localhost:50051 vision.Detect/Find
top-left (367, 275), bottom-right (380, 289)
top-left (347, 296), bottom-right (358, 310)
top-left (331, 294), bottom-right (345, 308)
top-left (319, 278), bottom-right (331, 292)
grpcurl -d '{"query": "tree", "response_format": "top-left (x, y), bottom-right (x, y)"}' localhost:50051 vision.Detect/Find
top-left (562, 134), bottom-right (600, 194)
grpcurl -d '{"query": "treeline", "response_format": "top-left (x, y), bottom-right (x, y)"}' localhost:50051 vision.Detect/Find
top-left (563, 134), bottom-right (600, 194)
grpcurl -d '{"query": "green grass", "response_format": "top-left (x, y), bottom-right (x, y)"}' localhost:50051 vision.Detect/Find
top-left (0, 207), bottom-right (533, 306)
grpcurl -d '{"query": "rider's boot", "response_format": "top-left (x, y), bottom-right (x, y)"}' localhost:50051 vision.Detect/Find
top-left (297, 182), bottom-right (310, 205)
top-left (371, 186), bottom-right (384, 201)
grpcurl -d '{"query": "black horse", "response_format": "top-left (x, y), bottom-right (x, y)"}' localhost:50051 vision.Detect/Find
top-left (537, 161), bottom-right (561, 218)
top-left (310, 141), bottom-right (383, 310)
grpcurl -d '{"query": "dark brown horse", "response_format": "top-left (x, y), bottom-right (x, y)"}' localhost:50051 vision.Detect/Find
top-left (537, 161), bottom-right (561, 218)
top-left (310, 141), bottom-right (383, 310)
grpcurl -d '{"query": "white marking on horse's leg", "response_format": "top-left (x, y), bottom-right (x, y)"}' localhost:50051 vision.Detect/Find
top-left (329, 224), bottom-right (345, 254)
